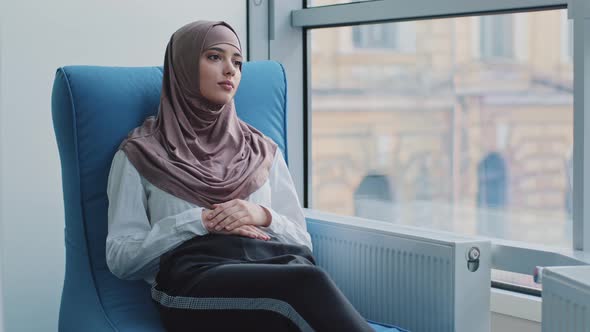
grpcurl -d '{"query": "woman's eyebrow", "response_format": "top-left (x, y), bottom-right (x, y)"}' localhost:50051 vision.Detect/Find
top-left (206, 47), bottom-right (242, 58)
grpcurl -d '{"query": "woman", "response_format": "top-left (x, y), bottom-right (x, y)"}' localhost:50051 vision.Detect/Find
top-left (106, 20), bottom-right (374, 332)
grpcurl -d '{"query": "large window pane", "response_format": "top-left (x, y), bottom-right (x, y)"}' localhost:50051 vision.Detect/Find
top-left (309, 10), bottom-right (574, 251)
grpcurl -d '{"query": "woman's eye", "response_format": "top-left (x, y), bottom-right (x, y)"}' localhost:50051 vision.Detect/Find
top-left (234, 60), bottom-right (243, 67)
top-left (208, 54), bottom-right (221, 61)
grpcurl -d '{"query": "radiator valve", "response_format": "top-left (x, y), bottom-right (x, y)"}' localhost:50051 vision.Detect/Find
top-left (466, 247), bottom-right (480, 272)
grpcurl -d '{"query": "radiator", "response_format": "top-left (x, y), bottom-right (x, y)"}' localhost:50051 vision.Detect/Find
top-left (305, 209), bottom-right (491, 332)
top-left (542, 266), bottom-right (590, 332)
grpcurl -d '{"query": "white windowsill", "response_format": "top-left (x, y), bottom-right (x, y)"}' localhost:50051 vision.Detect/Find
top-left (490, 288), bottom-right (542, 323)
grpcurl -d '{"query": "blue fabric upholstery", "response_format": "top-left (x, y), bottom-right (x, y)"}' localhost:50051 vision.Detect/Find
top-left (51, 61), bottom-right (403, 331)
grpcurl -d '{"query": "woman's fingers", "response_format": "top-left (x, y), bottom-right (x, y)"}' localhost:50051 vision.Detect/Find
top-left (207, 204), bottom-right (241, 229)
top-left (212, 221), bottom-right (270, 241)
top-left (233, 227), bottom-right (258, 239)
top-left (206, 200), bottom-right (262, 231)
top-left (204, 208), bottom-right (270, 240)
top-left (207, 200), bottom-right (238, 221)
top-left (218, 212), bottom-right (249, 231)
top-left (242, 225), bottom-right (270, 240)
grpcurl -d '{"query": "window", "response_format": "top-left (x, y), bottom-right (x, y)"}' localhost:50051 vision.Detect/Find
top-left (260, 0), bottom-right (589, 296)
top-left (309, 10), bottom-right (573, 249)
top-left (567, 17), bottom-right (574, 61)
top-left (307, 9), bottom-right (574, 293)
top-left (351, 22), bottom-right (416, 52)
top-left (354, 173), bottom-right (395, 221)
top-left (560, 10), bottom-right (574, 63)
top-left (480, 14), bottom-right (514, 59)
top-left (565, 153), bottom-right (573, 217)
top-left (476, 152), bottom-right (509, 238)
top-left (569, 21), bottom-right (574, 59)
top-left (353, 24), bottom-right (398, 49)
top-left (477, 152), bottom-right (508, 209)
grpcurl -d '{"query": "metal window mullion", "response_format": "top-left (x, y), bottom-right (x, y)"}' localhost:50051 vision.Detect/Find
top-left (292, 0), bottom-right (566, 29)
top-left (572, 0), bottom-right (590, 252)
top-left (247, 0), bottom-right (270, 61)
top-left (585, 0), bottom-right (590, 253)
top-left (271, 1), bottom-right (306, 207)
top-left (249, 0), bottom-right (307, 206)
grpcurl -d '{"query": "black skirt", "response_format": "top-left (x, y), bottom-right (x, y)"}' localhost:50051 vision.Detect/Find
top-left (152, 234), bottom-right (374, 332)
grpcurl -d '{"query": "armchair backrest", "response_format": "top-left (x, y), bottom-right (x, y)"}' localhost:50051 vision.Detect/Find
top-left (51, 61), bottom-right (288, 331)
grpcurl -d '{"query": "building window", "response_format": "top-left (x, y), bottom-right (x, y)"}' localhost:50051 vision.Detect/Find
top-left (353, 23), bottom-right (398, 49)
top-left (480, 15), bottom-right (514, 59)
top-left (351, 22), bottom-right (416, 52)
top-left (568, 19), bottom-right (573, 60)
top-left (565, 156), bottom-right (573, 218)
top-left (560, 10), bottom-right (574, 62)
top-left (353, 173), bottom-right (395, 221)
top-left (477, 152), bottom-right (508, 208)
top-left (477, 152), bottom-right (508, 238)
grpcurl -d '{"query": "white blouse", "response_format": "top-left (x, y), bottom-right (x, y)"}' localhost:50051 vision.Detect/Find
top-left (106, 148), bottom-right (312, 284)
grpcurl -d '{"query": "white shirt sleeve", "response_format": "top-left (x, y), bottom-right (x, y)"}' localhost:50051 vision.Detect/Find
top-left (105, 151), bottom-right (209, 280)
top-left (260, 150), bottom-right (313, 251)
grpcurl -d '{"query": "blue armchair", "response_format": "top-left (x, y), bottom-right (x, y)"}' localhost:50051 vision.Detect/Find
top-left (51, 61), bottom-right (406, 331)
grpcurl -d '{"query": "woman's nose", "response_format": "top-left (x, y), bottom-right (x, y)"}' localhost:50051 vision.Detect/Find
top-left (225, 62), bottom-right (236, 76)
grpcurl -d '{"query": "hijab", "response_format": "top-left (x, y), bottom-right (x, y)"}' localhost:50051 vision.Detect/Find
top-left (119, 20), bottom-right (278, 209)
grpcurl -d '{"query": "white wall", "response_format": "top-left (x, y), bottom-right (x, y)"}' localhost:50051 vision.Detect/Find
top-left (0, 1), bottom-right (245, 331)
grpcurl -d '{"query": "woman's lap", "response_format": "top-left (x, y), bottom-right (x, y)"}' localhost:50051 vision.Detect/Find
top-left (153, 235), bottom-right (373, 332)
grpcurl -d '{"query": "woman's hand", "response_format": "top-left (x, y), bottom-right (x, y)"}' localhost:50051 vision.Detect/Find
top-left (201, 208), bottom-right (270, 240)
top-left (203, 199), bottom-right (271, 232)
top-left (216, 224), bottom-right (271, 240)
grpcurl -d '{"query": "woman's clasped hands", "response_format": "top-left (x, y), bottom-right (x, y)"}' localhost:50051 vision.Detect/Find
top-left (202, 199), bottom-right (272, 240)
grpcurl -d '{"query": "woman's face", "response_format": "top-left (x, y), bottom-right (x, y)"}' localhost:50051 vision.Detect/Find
top-left (199, 43), bottom-right (243, 105)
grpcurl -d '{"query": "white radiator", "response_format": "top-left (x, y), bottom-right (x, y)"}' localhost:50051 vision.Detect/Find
top-left (305, 209), bottom-right (491, 332)
top-left (542, 266), bottom-right (590, 332)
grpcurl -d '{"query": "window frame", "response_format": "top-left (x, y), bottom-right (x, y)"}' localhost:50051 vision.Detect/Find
top-left (247, 0), bottom-right (590, 277)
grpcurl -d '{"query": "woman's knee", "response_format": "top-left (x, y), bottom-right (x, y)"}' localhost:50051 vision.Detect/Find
top-left (296, 265), bottom-right (331, 284)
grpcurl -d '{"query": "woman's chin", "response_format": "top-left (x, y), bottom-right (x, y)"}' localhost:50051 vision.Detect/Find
top-left (206, 93), bottom-right (232, 105)
top-left (217, 97), bottom-right (233, 105)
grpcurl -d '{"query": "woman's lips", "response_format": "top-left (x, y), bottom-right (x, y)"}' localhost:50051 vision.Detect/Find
top-left (219, 83), bottom-right (233, 91)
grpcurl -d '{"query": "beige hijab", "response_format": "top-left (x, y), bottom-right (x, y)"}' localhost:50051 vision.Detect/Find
top-left (119, 20), bottom-right (277, 209)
